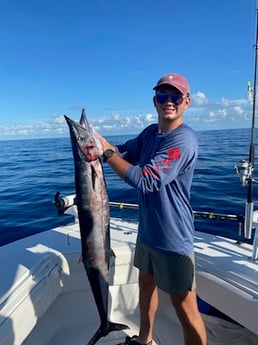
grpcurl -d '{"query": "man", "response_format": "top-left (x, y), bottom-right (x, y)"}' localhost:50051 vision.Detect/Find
top-left (99, 73), bottom-right (207, 345)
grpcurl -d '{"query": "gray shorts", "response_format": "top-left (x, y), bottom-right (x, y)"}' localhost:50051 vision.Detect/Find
top-left (134, 239), bottom-right (196, 295)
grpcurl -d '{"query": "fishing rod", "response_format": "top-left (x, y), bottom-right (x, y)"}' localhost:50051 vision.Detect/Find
top-left (235, 8), bottom-right (258, 239)
top-left (244, 7), bottom-right (258, 239)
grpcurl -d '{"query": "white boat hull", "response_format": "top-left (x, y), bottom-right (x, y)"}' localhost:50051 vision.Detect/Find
top-left (0, 218), bottom-right (258, 345)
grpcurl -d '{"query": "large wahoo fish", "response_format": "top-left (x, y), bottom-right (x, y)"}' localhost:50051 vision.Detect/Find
top-left (65, 110), bottom-right (129, 345)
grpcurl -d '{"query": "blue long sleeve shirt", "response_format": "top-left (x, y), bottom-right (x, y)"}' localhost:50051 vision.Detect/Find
top-left (116, 123), bottom-right (198, 255)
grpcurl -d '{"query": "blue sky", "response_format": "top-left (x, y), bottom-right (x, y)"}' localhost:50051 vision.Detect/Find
top-left (0, 0), bottom-right (257, 139)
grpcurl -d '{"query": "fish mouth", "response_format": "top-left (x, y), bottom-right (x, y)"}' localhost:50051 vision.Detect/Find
top-left (64, 114), bottom-right (102, 162)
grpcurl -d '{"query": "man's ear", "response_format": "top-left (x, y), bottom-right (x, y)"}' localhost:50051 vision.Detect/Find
top-left (153, 95), bottom-right (157, 108)
top-left (184, 96), bottom-right (191, 110)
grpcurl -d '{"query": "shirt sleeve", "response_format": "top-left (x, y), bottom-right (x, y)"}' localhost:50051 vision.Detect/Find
top-left (124, 128), bottom-right (198, 194)
top-left (116, 136), bottom-right (140, 164)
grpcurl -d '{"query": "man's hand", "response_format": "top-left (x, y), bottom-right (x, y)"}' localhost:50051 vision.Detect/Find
top-left (97, 132), bottom-right (116, 152)
top-left (96, 132), bottom-right (131, 180)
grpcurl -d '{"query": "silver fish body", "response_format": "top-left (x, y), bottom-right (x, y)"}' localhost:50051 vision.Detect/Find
top-left (65, 110), bottom-right (128, 345)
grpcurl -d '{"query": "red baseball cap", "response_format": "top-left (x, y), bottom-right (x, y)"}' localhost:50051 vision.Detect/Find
top-left (153, 73), bottom-right (190, 94)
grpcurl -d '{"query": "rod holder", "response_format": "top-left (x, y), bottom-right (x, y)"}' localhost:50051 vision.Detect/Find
top-left (244, 202), bottom-right (254, 239)
top-left (251, 229), bottom-right (258, 260)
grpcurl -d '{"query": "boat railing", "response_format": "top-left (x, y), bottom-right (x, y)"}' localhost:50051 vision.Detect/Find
top-left (54, 192), bottom-right (243, 222)
top-left (54, 192), bottom-right (258, 260)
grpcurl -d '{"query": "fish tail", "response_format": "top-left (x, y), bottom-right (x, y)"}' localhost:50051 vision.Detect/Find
top-left (107, 320), bottom-right (130, 333)
top-left (87, 321), bottom-right (129, 345)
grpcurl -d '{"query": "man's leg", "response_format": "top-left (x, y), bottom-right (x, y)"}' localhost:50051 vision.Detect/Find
top-left (170, 290), bottom-right (207, 345)
top-left (135, 270), bottom-right (158, 344)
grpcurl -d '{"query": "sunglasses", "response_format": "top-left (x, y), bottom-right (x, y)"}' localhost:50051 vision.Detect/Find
top-left (155, 92), bottom-right (188, 105)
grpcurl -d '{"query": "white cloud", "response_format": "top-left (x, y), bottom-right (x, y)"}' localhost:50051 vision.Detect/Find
top-left (191, 91), bottom-right (208, 106)
top-left (186, 92), bottom-right (253, 129)
top-left (234, 106), bottom-right (244, 115)
top-left (145, 113), bottom-right (155, 123)
top-left (52, 115), bottom-right (66, 124)
top-left (0, 92), bottom-right (255, 139)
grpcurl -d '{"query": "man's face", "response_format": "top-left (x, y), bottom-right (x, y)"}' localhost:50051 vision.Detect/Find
top-left (153, 86), bottom-right (191, 128)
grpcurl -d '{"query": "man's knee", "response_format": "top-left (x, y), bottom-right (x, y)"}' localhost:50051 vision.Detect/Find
top-left (170, 290), bottom-right (199, 316)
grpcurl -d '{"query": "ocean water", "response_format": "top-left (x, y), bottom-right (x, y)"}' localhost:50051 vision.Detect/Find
top-left (0, 128), bottom-right (257, 247)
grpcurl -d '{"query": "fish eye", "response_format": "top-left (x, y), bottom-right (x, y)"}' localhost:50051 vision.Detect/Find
top-left (76, 134), bottom-right (84, 142)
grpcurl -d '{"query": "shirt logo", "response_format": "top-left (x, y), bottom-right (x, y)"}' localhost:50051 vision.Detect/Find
top-left (142, 147), bottom-right (181, 177)
top-left (168, 147), bottom-right (181, 160)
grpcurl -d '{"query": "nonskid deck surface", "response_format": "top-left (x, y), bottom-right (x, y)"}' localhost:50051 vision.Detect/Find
top-left (24, 312), bottom-right (258, 345)
top-left (22, 288), bottom-right (184, 345)
top-left (44, 329), bottom-right (161, 345)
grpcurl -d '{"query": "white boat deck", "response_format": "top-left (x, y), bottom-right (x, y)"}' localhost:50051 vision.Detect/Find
top-left (0, 218), bottom-right (258, 345)
top-left (194, 231), bottom-right (258, 335)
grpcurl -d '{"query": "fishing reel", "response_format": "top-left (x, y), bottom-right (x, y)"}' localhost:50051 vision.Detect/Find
top-left (234, 160), bottom-right (253, 187)
top-left (235, 160), bottom-right (258, 245)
